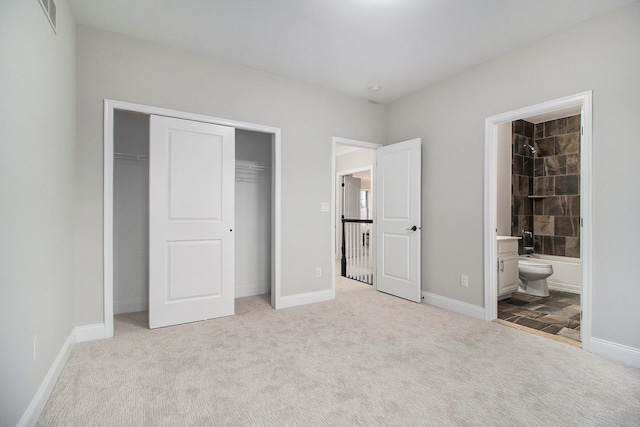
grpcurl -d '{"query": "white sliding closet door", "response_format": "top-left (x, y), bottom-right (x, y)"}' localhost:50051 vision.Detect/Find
top-left (149, 115), bottom-right (235, 329)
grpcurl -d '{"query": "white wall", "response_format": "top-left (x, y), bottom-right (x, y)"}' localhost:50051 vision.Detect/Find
top-left (336, 148), bottom-right (374, 173)
top-left (74, 25), bottom-right (385, 325)
top-left (0, 0), bottom-right (76, 425)
top-left (113, 111), bottom-right (149, 314)
top-left (496, 122), bottom-right (512, 236)
top-left (386, 3), bottom-right (640, 350)
top-left (235, 130), bottom-right (272, 298)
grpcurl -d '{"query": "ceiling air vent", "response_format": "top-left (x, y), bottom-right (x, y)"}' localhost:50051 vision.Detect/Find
top-left (38, 0), bottom-right (57, 33)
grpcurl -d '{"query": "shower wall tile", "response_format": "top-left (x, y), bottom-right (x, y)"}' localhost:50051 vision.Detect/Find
top-left (556, 175), bottom-right (579, 195)
top-left (513, 196), bottom-right (525, 215)
top-left (545, 118), bottom-right (567, 137)
top-left (543, 195), bottom-right (580, 216)
top-left (567, 115), bottom-right (581, 133)
top-left (535, 215), bottom-right (555, 236)
top-left (551, 237), bottom-right (566, 256)
top-left (512, 115), bottom-right (581, 257)
top-left (513, 155), bottom-right (524, 175)
top-left (566, 153), bottom-right (580, 174)
top-left (556, 134), bottom-right (580, 154)
top-left (544, 197), bottom-right (565, 216)
top-left (566, 237), bottom-right (580, 257)
top-left (523, 157), bottom-right (533, 176)
top-left (555, 217), bottom-right (580, 237)
top-left (514, 119), bottom-right (535, 138)
top-left (513, 120), bottom-right (524, 135)
top-left (536, 137), bottom-right (556, 157)
top-left (534, 158), bottom-right (543, 176)
top-left (541, 236), bottom-right (554, 253)
top-left (514, 196), bottom-right (533, 216)
top-left (534, 176), bottom-right (555, 195)
top-left (534, 199), bottom-right (544, 215)
top-left (524, 121), bottom-right (534, 138)
top-left (519, 176), bottom-right (530, 195)
top-left (540, 156), bottom-right (567, 176)
top-left (533, 236), bottom-right (542, 253)
top-left (512, 214), bottom-right (532, 233)
top-left (568, 195), bottom-right (580, 216)
top-left (513, 175), bottom-right (522, 195)
top-left (515, 134), bottom-right (535, 156)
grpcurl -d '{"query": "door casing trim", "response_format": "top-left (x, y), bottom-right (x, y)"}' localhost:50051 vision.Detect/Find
top-left (483, 91), bottom-right (592, 350)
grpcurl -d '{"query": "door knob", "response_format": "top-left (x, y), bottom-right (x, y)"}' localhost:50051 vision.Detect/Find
top-left (406, 225), bottom-right (418, 231)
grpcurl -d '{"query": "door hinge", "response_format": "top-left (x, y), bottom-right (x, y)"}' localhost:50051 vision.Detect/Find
top-left (581, 126), bottom-right (584, 135)
top-left (341, 183), bottom-right (345, 187)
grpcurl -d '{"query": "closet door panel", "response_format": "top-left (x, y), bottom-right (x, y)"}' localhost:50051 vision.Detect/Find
top-left (149, 115), bottom-right (235, 329)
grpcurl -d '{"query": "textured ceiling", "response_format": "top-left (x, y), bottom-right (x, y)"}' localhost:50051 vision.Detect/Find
top-left (70, 0), bottom-right (637, 103)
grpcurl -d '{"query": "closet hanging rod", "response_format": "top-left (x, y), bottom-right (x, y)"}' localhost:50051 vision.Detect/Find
top-left (114, 152), bottom-right (149, 161)
top-left (235, 163), bottom-right (269, 172)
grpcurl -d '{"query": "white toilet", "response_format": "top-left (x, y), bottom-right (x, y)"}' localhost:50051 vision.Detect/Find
top-left (518, 256), bottom-right (554, 297)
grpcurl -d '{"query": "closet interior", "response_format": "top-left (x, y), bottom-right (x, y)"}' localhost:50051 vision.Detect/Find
top-left (112, 110), bottom-right (273, 316)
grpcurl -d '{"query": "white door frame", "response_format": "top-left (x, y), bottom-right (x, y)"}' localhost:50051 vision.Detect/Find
top-left (104, 99), bottom-right (282, 338)
top-left (331, 137), bottom-right (381, 295)
top-left (484, 91), bottom-right (593, 350)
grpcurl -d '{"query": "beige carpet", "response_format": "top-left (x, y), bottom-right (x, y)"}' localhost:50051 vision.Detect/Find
top-left (38, 278), bottom-right (640, 426)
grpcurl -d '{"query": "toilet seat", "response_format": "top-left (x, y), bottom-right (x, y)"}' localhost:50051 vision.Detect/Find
top-left (518, 259), bottom-right (553, 273)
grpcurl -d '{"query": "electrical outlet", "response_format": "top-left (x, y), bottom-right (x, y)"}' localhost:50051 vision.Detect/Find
top-left (316, 267), bottom-right (322, 277)
top-left (460, 274), bottom-right (469, 287)
top-left (33, 335), bottom-right (39, 361)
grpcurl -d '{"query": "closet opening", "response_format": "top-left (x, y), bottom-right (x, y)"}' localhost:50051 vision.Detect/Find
top-left (234, 129), bottom-right (273, 299)
top-left (108, 105), bottom-right (279, 335)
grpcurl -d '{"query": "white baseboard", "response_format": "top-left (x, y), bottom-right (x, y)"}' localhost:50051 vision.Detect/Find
top-left (17, 329), bottom-right (76, 427)
top-left (236, 283), bottom-right (270, 299)
top-left (277, 289), bottom-right (335, 309)
top-left (76, 323), bottom-right (107, 342)
top-left (589, 337), bottom-right (640, 369)
top-left (114, 298), bottom-right (148, 314)
top-left (422, 291), bottom-right (485, 320)
top-left (548, 281), bottom-right (580, 294)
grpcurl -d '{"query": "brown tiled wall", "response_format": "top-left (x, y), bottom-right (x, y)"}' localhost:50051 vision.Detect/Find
top-left (511, 120), bottom-right (534, 244)
top-left (511, 115), bottom-right (581, 257)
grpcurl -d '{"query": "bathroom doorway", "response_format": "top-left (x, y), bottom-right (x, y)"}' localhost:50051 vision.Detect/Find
top-left (484, 92), bottom-right (593, 350)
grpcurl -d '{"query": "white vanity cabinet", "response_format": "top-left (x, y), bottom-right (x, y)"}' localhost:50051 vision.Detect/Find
top-left (497, 237), bottom-right (519, 297)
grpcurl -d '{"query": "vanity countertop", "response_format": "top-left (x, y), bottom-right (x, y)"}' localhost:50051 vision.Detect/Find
top-left (497, 236), bottom-right (521, 241)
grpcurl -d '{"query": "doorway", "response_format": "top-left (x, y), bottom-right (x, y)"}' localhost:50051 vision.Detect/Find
top-left (331, 136), bottom-right (423, 303)
top-left (331, 137), bottom-right (380, 294)
top-left (484, 92), bottom-right (593, 350)
top-left (104, 100), bottom-right (282, 337)
top-left (337, 162), bottom-right (373, 284)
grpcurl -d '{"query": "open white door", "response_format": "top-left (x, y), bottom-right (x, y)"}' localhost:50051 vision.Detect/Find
top-left (342, 175), bottom-right (361, 219)
top-left (149, 115), bottom-right (235, 329)
top-left (375, 139), bottom-right (421, 302)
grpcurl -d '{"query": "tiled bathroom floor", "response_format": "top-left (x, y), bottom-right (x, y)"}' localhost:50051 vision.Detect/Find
top-left (498, 290), bottom-right (581, 343)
